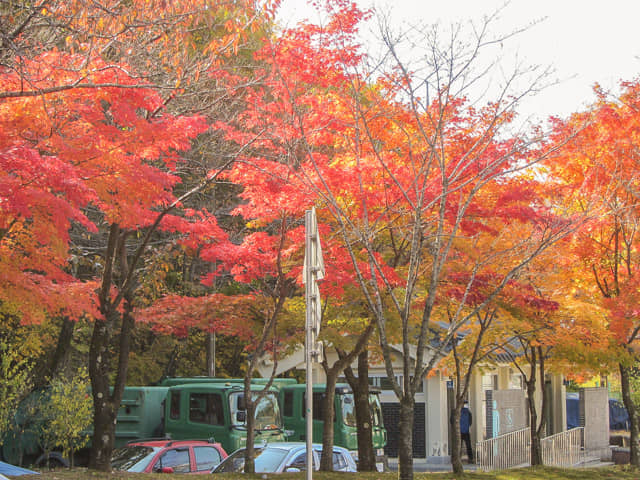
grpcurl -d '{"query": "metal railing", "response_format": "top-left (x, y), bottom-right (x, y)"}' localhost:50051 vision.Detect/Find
top-left (541, 427), bottom-right (585, 467)
top-left (476, 427), bottom-right (531, 472)
top-left (476, 426), bottom-right (586, 472)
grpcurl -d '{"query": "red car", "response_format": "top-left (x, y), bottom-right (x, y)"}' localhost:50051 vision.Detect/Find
top-left (111, 439), bottom-right (227, 474)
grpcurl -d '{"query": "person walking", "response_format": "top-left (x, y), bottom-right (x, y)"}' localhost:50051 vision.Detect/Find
top-left (459, 402), bottom-right (473, 463)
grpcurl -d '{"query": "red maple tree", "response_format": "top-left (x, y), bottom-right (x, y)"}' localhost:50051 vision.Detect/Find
top-left (548, 79), bottom-right (640, 466)
top-left (213, 2), bottom-right (579, 477)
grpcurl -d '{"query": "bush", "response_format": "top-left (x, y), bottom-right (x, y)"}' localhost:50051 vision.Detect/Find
top-left (0, 339), bottom-right (32, 438)
top-left (38, 368), bottom-right (92, 467)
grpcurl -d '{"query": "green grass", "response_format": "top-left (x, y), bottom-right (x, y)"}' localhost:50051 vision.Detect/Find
top-left (9, 466), bottom-right (640, 480)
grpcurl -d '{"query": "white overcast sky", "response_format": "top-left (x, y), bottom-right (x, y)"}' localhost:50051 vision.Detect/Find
top-left (277, 0), bottom-right (640, 123)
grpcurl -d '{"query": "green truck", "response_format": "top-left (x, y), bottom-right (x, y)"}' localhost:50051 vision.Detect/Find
top-left (278, 383), bottom-right (388, 470)
top-left (2, 377), bottom-right (387, 469)
top-left (163, 378), bottom-right (388, 467)
top-left (162, 381), bottom-right (285, 453)
top-left (1, 381), bottom-right (285, 467)
top-left (159, 377), bottom-right (388, 468)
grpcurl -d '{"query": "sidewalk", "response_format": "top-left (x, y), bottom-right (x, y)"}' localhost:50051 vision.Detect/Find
top-left (387, 458), bottom-right (479, 473)
top-left (386, 455), bottom-right (616, 472)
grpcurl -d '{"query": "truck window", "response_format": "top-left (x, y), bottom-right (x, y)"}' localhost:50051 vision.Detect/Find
top-left (229, 391), bottom-right (282, 430)
top-left (254, 394), bottom-right (281, 430)
top-left (189, 393), bottom-right (224, 425)
top-left (341, 394), bottom-right (356, 427)
top-left (369, 394), bottom-right (383, 426)
top-left (283, 391), bottom-right (294, 417)
top-left (302, 392), bottom-right (325, 420)
top-left (170, 391), bottom-right (180, 420)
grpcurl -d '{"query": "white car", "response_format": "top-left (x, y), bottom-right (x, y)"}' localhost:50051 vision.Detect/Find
top-left (211, 442), bottom-right (357, 473)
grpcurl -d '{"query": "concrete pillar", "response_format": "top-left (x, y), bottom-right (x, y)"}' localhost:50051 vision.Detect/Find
top-left (468, 370), bottom-right (484, 444)
top-left (425, 372), bottom-right (449, 462)
top-left (497, 366), bottom-right (511, 390)
top-left (311, 363), bottom-right (326, 383)
top-left (550, 374), bottom-right (566, 434)
top-left (581, 387), bottom-right (611, 460)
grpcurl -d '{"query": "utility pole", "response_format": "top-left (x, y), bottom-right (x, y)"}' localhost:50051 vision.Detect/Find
top-left (304, 207), bottom-right (324, 480)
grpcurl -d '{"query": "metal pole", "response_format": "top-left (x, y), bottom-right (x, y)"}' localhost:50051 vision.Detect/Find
top-left (304, 209), bottom-right (313, 480)
top-left (207, 332), bottom-right (215, 377)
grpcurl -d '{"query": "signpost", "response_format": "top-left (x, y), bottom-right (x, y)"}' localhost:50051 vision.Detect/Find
top-left (304, 207), bottom-right (324, 480)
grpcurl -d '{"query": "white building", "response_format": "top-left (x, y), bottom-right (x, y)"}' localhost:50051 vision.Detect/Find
top-left (257, 344), bottom-right (567, 465)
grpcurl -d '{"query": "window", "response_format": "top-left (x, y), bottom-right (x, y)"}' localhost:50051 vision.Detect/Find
top-left (254, 394), bottom-right (281, 429)
top-left (154, 448), bottom-right (190, 473)
top-left (169, 391), bottom-right (180, 420)
top-left (253, 447), bottom-right (287, 472)
top-left (111, 446), bottom-right (155, 472)
top-left (509, 372), bottom-right (523, 390)
top-left (368, 375), bottom-right (423, 393)
top-left (369, 393), bottom-right (384, 426)
top-left (342, 394), bottom-right (356, 427)
top-left (289, 453), bottom-right (309, 470)
top-left (193, 446), bottom-right (222, 471)
top-left (283, 391), bottom-right (294, 417)
top-left (302, 392), bottom-right (325, 420)
top-left (481, 373), bottom-right (498, 438)
top-left (317, 449), bottom-right (347, 471)
top-left (482, 373), bottom-right (498, 391)
top-left (332, 451), bottom-right (347, 470)
top-left (189, 393), bottom-right (224, 425)
top-left (229, 391), bottom-right (246, 425)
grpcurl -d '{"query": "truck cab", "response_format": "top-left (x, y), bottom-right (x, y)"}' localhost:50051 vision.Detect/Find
top-left (279, 383), bottom-right (387, 468)
top-left (164, 382), bottom-right (285, 454)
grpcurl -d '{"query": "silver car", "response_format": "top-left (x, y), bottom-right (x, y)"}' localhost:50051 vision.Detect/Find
top-left (211, 442), bottom-right (357, 473)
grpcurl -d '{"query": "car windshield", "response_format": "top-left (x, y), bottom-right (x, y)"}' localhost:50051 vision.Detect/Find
top-left (213, 447), bottom-right (289, 473)
top-left (229, 392), bottom-right (282, 430)
top-left (111, 446), bottom-right (157, 472)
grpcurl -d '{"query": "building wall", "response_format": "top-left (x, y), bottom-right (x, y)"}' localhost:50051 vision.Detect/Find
top-left (581, 387), bottom-right (610, 460)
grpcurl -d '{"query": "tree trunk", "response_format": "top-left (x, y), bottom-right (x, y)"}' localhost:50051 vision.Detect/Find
top-left (620, 362), bottom-right (640, 466)
top-left (397, 395), bottom-right (415, 480)
top-left (88, 291), bottom-right (135, 470)
top-left (319, 369), bottom-right (338, 471)
top-left (34, 317), bottom-right (75, 388)
top-left (243, 377), bottom-right (257, 474)
top-left (525, 369), bottom-right (542, 465)
top-left (344, 350), bottom-right (376, 471)
top-left (324, 321), bottom-right (374, 470)
top-left (88, 320), bottom-right (116, 470)
top-left (162, 344), bottom-right (180, 380)
top-left (529, 419), bottom-right (542, 466)
top-left (450, 404), bottom-right (463, 474)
